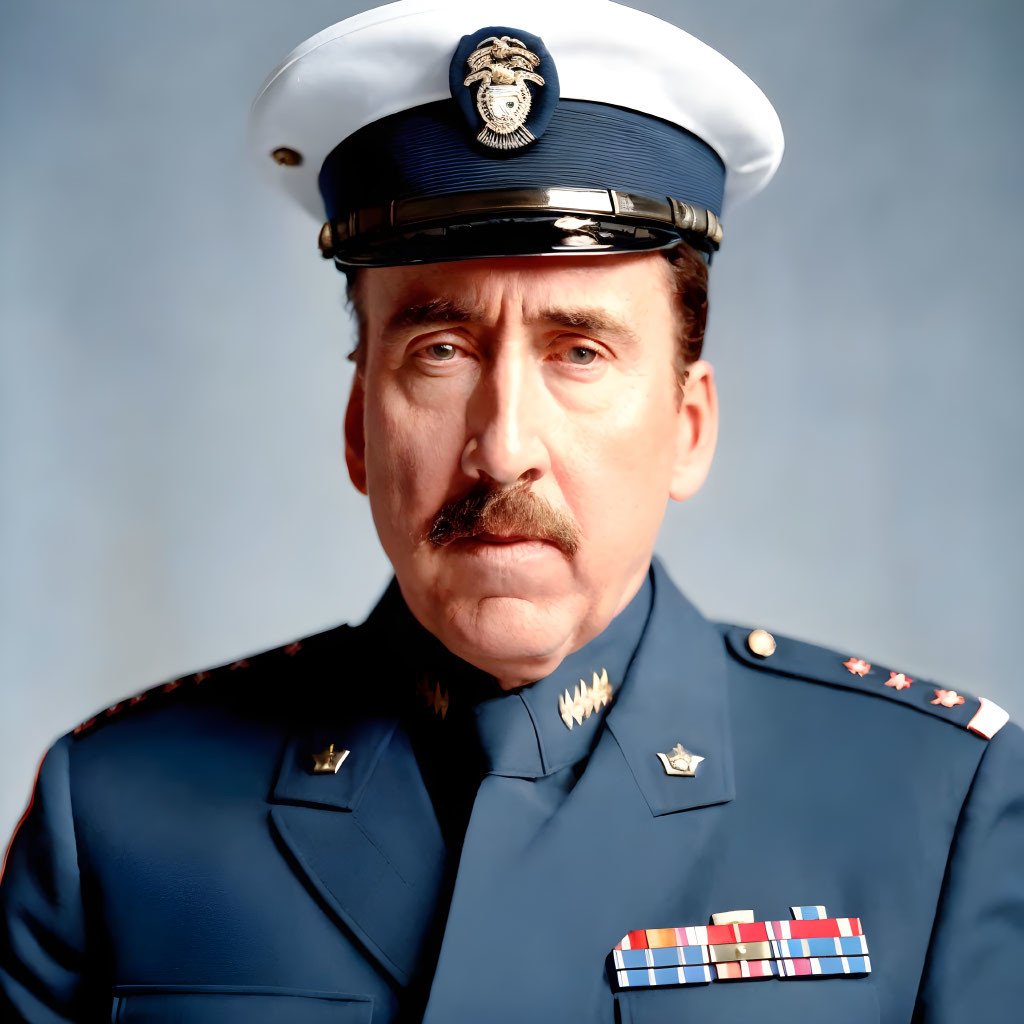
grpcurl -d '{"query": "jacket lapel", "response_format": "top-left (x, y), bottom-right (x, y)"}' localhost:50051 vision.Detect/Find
top-left (269, 713), bottom-right (447, 988)
top-left (605, 557), bottom-right (735, 815)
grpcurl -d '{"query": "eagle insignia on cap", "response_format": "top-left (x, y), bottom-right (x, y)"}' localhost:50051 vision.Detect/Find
top-left (463, 35), bottom-right (545, 150)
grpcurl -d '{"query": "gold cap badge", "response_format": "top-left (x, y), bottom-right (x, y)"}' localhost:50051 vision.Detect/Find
top-left (464, 35), bottom-right (545, 150)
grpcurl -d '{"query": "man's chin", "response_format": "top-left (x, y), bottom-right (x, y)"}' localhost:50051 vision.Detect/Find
top-left (423, 536), bottom-right (577, 602)
top-left (432, 591), bottom-right (586, 687)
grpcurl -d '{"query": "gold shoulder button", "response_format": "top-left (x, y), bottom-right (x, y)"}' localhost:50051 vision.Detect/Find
top-left (746, 629), bottom-right (777, 658)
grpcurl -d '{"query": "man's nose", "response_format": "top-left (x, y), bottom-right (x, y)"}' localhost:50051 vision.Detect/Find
top-left (460, 349), bottom-right (550, 486)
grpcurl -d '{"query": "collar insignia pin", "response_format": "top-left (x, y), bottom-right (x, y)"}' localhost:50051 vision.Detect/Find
top-left (312, 743), bottom-right (350, 774)
top-left (657, 742), bottom-right (705, 777)
top-left (464, 34), bottom-right (545, 149)
top-left (558, 668), bottom-right (613, 730)
top-left (415, 674), bottom-right (450, 718)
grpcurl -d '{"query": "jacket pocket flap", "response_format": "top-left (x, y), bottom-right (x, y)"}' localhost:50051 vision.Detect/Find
top-left (618, 977), bottom-right (879, 1024)
top-left (111, 986), bottom-right (373, 1023)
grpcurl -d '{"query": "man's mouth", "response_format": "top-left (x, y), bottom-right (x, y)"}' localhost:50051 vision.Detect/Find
top-left (471, 531), bottom-right (537, 544)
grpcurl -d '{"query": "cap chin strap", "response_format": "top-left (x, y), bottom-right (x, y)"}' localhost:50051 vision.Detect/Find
top-left (317, 186), bottom-right (722, 262)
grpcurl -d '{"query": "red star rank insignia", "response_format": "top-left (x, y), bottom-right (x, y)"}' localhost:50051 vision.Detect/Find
top-left (931, 689), bottom-right (965, 708)
top-left (885, 672), bottom-right (913, 690)
top-left (843, 657), bottom-right (871, 677)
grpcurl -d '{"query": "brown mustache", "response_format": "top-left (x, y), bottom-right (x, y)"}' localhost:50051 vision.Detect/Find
top-left (428, 481), bottom-right (580, 559)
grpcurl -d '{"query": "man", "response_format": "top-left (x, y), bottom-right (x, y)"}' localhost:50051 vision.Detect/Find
top-left (2, 1), bottom-right (1022, 1021)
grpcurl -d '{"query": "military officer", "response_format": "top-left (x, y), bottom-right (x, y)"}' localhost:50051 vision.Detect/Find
top-left (2, 1), bottom-right (1022, 1021)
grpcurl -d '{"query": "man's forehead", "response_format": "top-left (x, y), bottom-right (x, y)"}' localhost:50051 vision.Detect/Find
top-left (367, 252), bottom-right (670, 315)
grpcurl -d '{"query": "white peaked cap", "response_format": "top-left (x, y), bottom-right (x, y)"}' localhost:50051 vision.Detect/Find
top-left (250, 0), bottom-right (784, 223)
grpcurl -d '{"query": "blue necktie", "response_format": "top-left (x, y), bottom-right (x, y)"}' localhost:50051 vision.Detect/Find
top-left (418, 577), bottom-right (653, 1022)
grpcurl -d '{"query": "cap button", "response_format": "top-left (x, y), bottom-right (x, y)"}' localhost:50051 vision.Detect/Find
top-left (746, 629), bottom-right (776, 658)
top-left (271, 146), bottom-right (303, 167)
top-left (318, 221), bottom-right (335, 259)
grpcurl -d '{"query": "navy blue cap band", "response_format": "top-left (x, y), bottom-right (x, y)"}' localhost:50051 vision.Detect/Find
top-left (318, 99), bottom-right (726, 223)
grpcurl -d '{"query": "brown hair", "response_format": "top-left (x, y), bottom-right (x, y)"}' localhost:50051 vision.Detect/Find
top-left (344, 242), bottom-right (709, 384)
top-left (663, 242), bottom-right (709, 383)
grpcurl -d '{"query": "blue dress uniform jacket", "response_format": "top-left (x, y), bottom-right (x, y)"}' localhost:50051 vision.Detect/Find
top-left (2, 559), bottom-right (1023, 1023)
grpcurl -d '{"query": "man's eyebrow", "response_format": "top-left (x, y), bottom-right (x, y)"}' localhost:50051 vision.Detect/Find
top-left (385, 298), bottom-right (486, 332)
top-left (383, 299), bottom-right (640, 344)
top-left (531, 307), bottom-right (640, 343)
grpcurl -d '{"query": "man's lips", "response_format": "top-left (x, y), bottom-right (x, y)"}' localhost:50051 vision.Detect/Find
top-left (463, 532), bottom-right (542, 545)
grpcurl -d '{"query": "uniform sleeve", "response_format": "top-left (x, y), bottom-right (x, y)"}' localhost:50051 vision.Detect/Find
top-left (0, 737), bottom-right (90, 1022)
top-left (914, 721), bottom-right (1024, 1022)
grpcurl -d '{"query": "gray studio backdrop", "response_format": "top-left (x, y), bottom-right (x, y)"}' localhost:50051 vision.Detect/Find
top-left (2, 0), bottom-right (1022, 842)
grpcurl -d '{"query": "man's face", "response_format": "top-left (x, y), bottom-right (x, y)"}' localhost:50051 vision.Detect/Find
top-left (345, 252), bottom-right (717, 687)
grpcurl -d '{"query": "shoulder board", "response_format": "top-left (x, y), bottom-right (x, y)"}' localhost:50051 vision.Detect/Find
top-left (72, 624), bottom-right (349, 739)
top-left (722, 625), bottom-right (1010, 740)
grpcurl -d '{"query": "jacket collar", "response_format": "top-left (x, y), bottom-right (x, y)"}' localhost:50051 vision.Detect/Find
top-left (470, 573), bottom-right (652, 778)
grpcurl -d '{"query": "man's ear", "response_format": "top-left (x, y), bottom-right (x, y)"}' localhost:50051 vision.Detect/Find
top-left (344, 371), bottom-right (368, 495)
top-left (669, 359), bottom-right (719, 502)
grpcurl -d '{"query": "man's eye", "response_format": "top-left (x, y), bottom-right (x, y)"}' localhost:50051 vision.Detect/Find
top-left (425, 343), bottom-right (457, 360)
top-left (565, 346), bottom-right (599, 365)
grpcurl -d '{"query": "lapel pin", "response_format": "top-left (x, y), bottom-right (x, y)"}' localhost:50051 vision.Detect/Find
top-left (312, 743), bottom-right (350, 774)
top-left (657, 742), bottom-right (705, 777)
